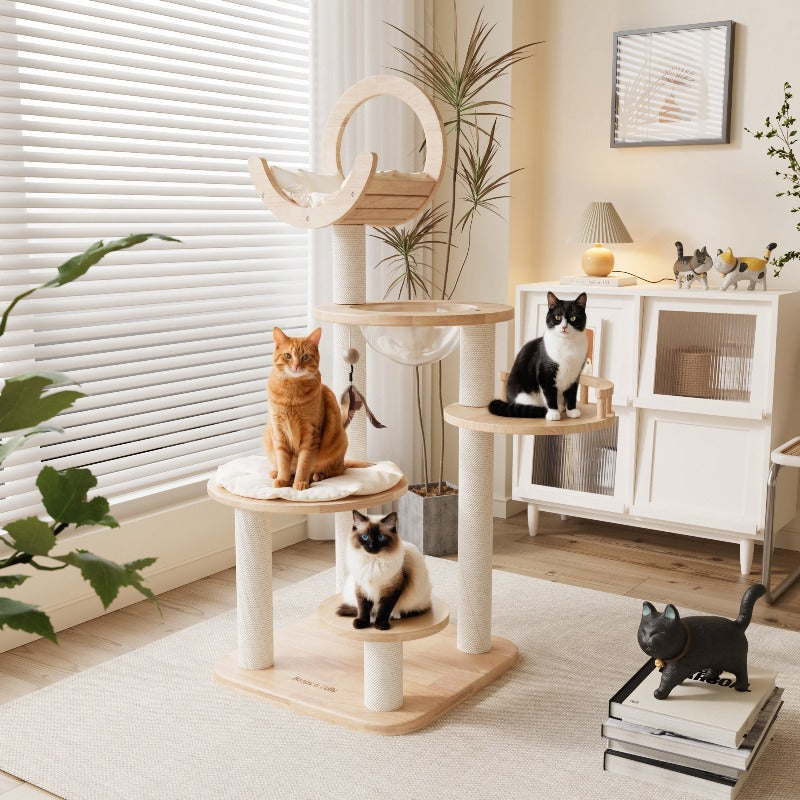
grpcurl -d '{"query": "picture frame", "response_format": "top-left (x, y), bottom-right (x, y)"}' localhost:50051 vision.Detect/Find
top-left (610, 20), bottom-right (735, 148)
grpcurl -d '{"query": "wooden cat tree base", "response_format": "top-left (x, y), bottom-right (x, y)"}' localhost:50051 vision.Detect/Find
top-left (215, 601), bottom-right (517, 735)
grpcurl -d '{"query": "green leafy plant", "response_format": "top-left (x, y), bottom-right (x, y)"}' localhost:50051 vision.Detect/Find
top-left (747, 81), bottom-right (800, 276)
top-left (0, 233), bottom-right (178, 643)
top-left (374, 7), bottom-right (537, 493)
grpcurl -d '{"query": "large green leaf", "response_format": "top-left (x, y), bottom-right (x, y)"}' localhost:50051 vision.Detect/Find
top-left (0, 375), bottom-right (84, 434)
top-left (36, 466), bottom-right (118, 528)
top-left (0, 424), bottom-right (62, 465)
top-left (4, 517), bottom-right (56, 556)
top-left (55, 550), bottom-right (158, 610)
top-left (0, 596), bottom-right (57, 643)
top-left (0, 575), bottom-right (29, 589)
top-left (0, 233), bottom-right (180, 337)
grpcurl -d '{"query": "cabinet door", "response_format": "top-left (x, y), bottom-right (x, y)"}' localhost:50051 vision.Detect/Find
top-left (636, 297), bottom-right (773, 420)
top-left (631, 409), bottom-right (769, 535)
top-left (516, 290), bottom-right (637, 405)
top-left (512, 407), bottom-right (634, 513)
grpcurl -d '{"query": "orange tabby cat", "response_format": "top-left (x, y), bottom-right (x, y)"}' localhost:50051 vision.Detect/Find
top-left (264, 327), bottom-right (348, 491)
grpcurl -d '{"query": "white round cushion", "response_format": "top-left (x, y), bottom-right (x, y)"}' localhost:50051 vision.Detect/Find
top-left (214, 456), bottom-right (404, 501)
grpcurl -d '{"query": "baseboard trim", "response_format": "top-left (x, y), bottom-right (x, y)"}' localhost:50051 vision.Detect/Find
top-left (493, 497), bottom-right (526, 519)
top-left (0, 499), bottom-right (307, 654)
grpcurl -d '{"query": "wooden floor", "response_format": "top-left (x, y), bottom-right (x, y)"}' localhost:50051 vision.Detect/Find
top-left (1, 510), bottom-right (799, 797)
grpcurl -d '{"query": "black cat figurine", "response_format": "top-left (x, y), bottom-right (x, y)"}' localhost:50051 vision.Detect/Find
top-left (637, 584), bottom-right (766, 700)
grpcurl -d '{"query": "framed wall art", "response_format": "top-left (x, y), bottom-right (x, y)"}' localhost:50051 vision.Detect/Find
top-left (611, 20), bottom-right (735, 147)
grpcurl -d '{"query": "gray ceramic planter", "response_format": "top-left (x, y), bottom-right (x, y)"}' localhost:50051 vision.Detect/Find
top-left (397, 482), bottom-right (459, 557)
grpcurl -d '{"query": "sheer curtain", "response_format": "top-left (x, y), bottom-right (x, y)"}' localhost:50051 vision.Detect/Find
top-left (307, 0), bottom-right (433, 537)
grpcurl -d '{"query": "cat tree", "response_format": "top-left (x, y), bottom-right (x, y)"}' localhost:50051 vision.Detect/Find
top-left (209, 75), bottom-right (616, 733)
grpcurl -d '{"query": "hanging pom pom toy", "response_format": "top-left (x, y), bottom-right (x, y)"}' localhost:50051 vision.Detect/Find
top-left (340, 347), bottom-right (385, 430)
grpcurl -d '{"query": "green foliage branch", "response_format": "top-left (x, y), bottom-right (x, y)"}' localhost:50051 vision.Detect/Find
top-left (0, 233), bottom-right (177, 643)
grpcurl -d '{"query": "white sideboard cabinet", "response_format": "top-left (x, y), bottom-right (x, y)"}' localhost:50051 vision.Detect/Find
top-left (513, 283), bottom-right (800, 574)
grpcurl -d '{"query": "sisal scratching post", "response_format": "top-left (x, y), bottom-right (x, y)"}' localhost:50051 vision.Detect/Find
top-left (457, 324), bottom-right (495, 654)
top-left (234, 509), bottom-right (274, 669)
top-left (332, 224), bottom-right (367, 590)
top-left (363, 641), bottom-right (404, 711)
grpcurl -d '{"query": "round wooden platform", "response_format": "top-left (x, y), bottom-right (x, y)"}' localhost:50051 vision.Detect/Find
top-left (317, 595), bottom-right (450, 643)
top-left (313, 300), bottom-right (514, 327)
top-left (443, 403), bottom-right (616, 435)
top-left (206, 475), bottom-right (409, 514)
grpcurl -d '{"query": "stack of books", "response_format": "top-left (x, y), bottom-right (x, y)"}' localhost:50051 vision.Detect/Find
top-left (603, 660), bottom-right (783, 799)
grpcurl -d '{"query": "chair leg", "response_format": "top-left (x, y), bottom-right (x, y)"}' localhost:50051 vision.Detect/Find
top-left (762, 463), bottom-right (800, 603)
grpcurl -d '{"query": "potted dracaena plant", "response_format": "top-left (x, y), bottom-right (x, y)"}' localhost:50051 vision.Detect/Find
top-left (0, 233), bottom-right (178, 643)
top-left (370, 7), bottom-right (538, 555)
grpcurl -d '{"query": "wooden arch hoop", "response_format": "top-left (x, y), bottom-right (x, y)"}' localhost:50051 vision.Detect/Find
top-left (321, 74), bottom-right (446, 183)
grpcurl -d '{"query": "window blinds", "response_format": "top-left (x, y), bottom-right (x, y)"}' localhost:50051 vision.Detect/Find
top-left (0, 0), bottom-right (310, 523)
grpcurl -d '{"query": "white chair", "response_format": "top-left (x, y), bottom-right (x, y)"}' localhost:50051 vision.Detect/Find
top-left (762, 436), bottom-right (800, 603)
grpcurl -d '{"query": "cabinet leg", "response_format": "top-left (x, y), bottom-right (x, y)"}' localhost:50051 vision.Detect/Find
top-left (527, 504), bottom-right (539, 537)
top-left (234, 508), bottom-right (273, 670)
top-left (739, 539), bottom-right (754, 576)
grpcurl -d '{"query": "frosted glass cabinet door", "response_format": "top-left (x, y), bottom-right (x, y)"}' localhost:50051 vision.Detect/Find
top-left (512, 408), bottom-right (634, 514)
top-left (636, 298), bottom-right (772, 420)
top-left (631, 409), bottom-right (769, 535)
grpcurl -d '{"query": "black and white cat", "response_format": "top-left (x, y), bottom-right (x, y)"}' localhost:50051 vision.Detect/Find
top-left (489, 292), bottom-right (588, 420)
top-left (336, 511), bottom-right (432, 630)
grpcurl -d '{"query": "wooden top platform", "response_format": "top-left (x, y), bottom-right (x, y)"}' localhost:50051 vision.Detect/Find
top-left (206, 475), bottom-right (408, 514)
top-left (317, 595), bottom-right (450, 643)
top-left (443, 403), bottom-right (616, 435)
top-left (314, 300), bottom-right (514, 327)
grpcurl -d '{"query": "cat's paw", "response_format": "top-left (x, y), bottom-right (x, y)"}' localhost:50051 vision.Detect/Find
top-left (273, 478), bottom-right (291, 488)
top-left (374, 620), bottom-right (391, 631)
top-left (545, 409), bottom-right (561, 421)
top-left (353, 618), bottom-right (370, 629)
top-left (311, 472), bottom-right (327, 483)
top-left (653, 687), bottom-right (669, 700)
top-left (269, 469), bottom-right (278, 479)
top-left (293, 480), bottom-right (309, 491)
top-left (566, 408), bottom-right (581, 419)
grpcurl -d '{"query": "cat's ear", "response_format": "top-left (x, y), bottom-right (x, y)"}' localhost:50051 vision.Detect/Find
top-left (546, 291), bottom-right (559, 309)
top-left (380, 511), bottom-right (397, 531)
top-left (664, 604), bottom-right (680, 621)
top-left (273, 327), bottom-right (289, 345)
top-left (352, 510), bottom-right (369, 525)
top-left (574, 292), bottom-right (587, 308)
top-left (306, 327), bottom-right (322, 347)
top-left (641, 601), bottom-right (657, 618)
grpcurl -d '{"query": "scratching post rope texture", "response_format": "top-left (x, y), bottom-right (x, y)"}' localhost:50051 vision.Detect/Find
top-left (363, 641), bottom-right (404, 711)
top-left (234, 509), bottom-right (274, 669)
top-left (332, 224), bottom-right (366, 591)
top-left (457, 324), bottom-right (495, 654)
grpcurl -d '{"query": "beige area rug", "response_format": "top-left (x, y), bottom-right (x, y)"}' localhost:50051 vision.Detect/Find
top-left (0, 560), bottom-right (798, 800)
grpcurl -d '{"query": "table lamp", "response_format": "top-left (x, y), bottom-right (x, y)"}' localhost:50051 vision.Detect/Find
top-left (570, 202), bottom-right (633, 277)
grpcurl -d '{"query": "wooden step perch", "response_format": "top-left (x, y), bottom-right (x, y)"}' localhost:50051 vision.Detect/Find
top-left (248, 75), bottom-right (446, 229)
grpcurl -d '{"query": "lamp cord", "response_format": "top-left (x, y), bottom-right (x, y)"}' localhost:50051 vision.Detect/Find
top-left (611, 270), bottom-right (674, 285)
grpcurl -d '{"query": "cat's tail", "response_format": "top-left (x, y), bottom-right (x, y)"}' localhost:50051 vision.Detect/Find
top-left (675, 241), bottom-right (684, 258)
top-left (764, 242), bottom-right (778, 259)
top-left (733, 584), bottom-right (766, 629)
top-left (336, 603), bottom-right (357, 617)
top-left (344, 459), bottom-right (372, 469)
top-left (488, 399), bottom-right (548, 418)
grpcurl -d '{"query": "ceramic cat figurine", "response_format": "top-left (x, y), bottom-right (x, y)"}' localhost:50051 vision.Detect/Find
top-left (489, 292), bottom-right (588, 421)
top-left (337, 511), bottom-right (432, 630)
top-left (264, 327), bottom-right (348, 491)
top-left (637, 584), bottom-right (766, 700)
top-left (714, 243), bottom-right (776, 291)
top-left (673, 241), bottom-right (713, 289)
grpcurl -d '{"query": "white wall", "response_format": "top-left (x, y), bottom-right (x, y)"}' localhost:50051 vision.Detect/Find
top-left (530, 0), bottom-right (800, 287)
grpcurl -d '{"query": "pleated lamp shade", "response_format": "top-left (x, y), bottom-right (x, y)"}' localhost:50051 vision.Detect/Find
top-left (570, 202), bottom-right (633, 277)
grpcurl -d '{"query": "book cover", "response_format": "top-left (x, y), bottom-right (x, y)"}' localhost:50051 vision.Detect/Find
top-left (559, 274), bottom-right (637, 286)
top-left (604, 749), bottom-right (745, 800)
top-left (608, 660), bottom-right (777, 747)
top-left (602, 688), bottom-right (784, 770)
